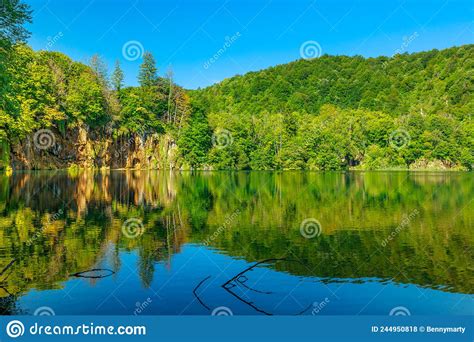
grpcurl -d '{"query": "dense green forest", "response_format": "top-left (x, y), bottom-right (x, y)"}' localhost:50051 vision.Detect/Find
top-left (0, 1), bottom-right (473, 171)
top-left (189, 45), bottom-right (473, 170)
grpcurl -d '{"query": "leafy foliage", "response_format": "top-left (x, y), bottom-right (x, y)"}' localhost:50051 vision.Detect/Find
top-left (0, 2), bottom-right (471, 171)
top-left (187, 45), bottom-right (473, 170)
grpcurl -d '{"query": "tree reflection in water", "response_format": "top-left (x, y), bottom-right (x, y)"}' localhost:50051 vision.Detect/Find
top-left (0, 171), bottom-right (472, 314)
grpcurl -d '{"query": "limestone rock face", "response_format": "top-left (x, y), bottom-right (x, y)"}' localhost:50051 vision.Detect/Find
top-left (8, 126), bottom-right (180, 170)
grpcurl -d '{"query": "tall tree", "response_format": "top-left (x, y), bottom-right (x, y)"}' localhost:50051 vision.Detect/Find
top-left (0, 0), bottom-right (32, 47)
top-left (89, 54), bottom-right (109, 87)
top-left (0, 0), bottom-right (32, 148)
top-left (111, 60), bottom-right (124, 92)
top-left (138, 52), bottom-right (158, 88)
top-left (166, 65), bottom-right (174, 123)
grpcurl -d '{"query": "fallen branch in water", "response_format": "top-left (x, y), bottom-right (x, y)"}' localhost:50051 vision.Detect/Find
top-left (193, 275), bottom-right (212, 311)
top-left (0, 259), bottom-right (16, 281)
top-left (70, 268), bottom-right (115, 279)
top-left (222, 258), bottom-right (313, 316)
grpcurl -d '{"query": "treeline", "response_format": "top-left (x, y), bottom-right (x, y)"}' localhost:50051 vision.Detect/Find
top-left (1, 1), bottom-right (473, 171)
top-left (183, 45), bottom-right (473, 170)
top-left (0, 44), bottom-right (190, 149)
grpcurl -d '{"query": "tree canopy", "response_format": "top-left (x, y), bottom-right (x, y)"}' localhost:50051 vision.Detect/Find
top-left (0, 1), bottom-right (472, 171)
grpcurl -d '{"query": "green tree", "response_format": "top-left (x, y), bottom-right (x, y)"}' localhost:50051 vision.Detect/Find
top-left (89, 54), bottom-right (109, 87)
top-left (138, 52), bottom-right (158, 88)
top-left (111, 60), bottom-right (124, 92)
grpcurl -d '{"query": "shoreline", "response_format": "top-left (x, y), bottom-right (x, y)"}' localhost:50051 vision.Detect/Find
top-left (1, 167), bottom-right (470, 174)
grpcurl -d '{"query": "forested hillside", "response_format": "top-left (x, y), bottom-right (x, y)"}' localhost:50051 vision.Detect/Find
top-left (0, 1), bottom-right (472, 171)
top-left (184, 45), bottom-right (473, 170)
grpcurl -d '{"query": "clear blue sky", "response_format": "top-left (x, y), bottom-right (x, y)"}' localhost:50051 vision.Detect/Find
top-left (26, 0), bottom-right (473, 89)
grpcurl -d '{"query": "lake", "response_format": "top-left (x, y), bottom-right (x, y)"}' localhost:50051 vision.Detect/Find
top-left (0, 171), bottom-right (472, 315)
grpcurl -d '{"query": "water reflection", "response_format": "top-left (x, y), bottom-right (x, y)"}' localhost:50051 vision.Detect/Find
top-left (0, 171), bottom-right (472, 315)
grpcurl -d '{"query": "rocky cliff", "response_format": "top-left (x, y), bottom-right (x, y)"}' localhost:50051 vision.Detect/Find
top-left (4, 126), bottom-right (180, 171)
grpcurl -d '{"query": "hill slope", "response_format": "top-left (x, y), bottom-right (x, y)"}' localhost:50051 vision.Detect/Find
top-left (181, 45), bottom-right (473, 170)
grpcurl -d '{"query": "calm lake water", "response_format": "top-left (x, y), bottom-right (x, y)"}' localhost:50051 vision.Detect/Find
top-left (0, 171), bottom-right (472, 315)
